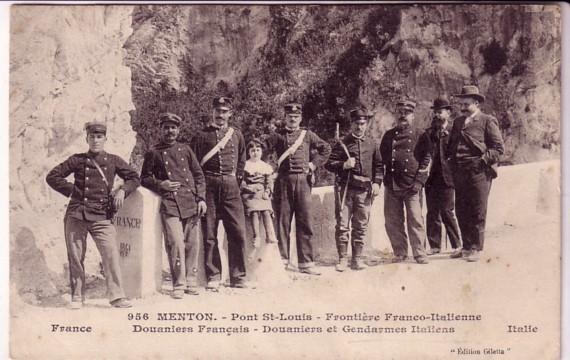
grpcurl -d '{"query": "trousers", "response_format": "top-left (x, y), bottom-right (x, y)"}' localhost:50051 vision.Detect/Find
top-left (161, 214), bottom-right (200, 289)
top-left (64, 215), bottom-right (125, 303)
top-left (273, 173), bottom-right (315, 268)
top-left (334, 186), bottom-right (372, 259)
top-left (425, 185), bottom-right (462, 249)
top-left (202, 175), bottom-right (246, 283)
top-left (384, 188), bottom-right (427, 259)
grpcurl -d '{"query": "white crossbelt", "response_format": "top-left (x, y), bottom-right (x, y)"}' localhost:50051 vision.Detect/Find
top-left (277, 130), bottom-right (307, 168)
top-left (200, 128), bottom-right (234, 166)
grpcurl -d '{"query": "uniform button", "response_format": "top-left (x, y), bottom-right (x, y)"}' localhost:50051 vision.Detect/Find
top-left (86, 177), bottom-right (89, 180)
top-left (409, 131), bottom-right (412, 134)
top-left (174, 192), bottom-right (177, 195)
top-left (393, 149), bottom-right (396, 152)
top-left (164, 151), bottom-right (167, 155)
top-left (392, 158), bottom-right (395, 161)
top-left (404, 169), bottom-right (408, 172)
top-left (407, 149), bottom-right (411, 152)
top-left (100, 199), bottom-right (103, 202)
top-left (391, 168), bottom-right (394, 172)
top-left (186, 178), bottom-right (189, 182)
top-left (405, 159), bottom-right (409, 162)
top-left (166, 161), bottom-right (169, 165)
top-left (183, 168), bottom-right (186, 171)
top-left (181, 158), bottom-right (184, 161)
top-left (178, 148), bottom-right (181, 151)
top-left (408, 140), bottom-right (411, 142)
top-left (168, 172), bottom-right (172, 175)
top-left (84, 198), bottom-right (88, 201)
top-left (85, 187), bottom-right (89, 190)
top-left (85, 167), bottom-right (89, 171)
top-left (101, 189), bottom-right (104, 192)
top-left (87, 159), bottom-right (90, 162)
top-left (395, 132), bottom-right (399, 135)
top-left (104, 158), bottom-right (107, 161)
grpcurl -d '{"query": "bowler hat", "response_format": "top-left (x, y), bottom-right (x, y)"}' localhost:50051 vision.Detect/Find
top-left (284, 103), bottom-right (302, 114)
top-left (396, 99), bottom-right (416, 111)
top-left (213, 97), bottom-right (233, 110)
top-left (430, 96), bottom-right (453, 111)
top-left (349, 107), bottom-right (373, 121)
top-left (84, 122), bottom-right (107, 135)
top-left (453, 85), bottom-right (485, 103)
top-left (159, 113), bottom-right (182, 126)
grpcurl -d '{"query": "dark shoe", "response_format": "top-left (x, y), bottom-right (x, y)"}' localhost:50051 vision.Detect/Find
top-left (68, 301), bottom-right (83, 310)
top-left (449, 249), bottom-right (468, 259)
top-left (335, 258), bottom-right (349, 272)
top-left (392, 255), bottom-right (408, 263)
top-left (427, 248), bottom-right (440, 255)
top-left (231, 281), bottom-right (255, 289)
top-left (415, 256), bottom-right (429, 264)
top-left (300, 267), bottom-right (321, 275)
top-left (467, 250), bottom-right (480, 262)
top-left (110, 298), bottom-right (132, 308)
top-left (185, 286), bottom-right (199, 295)
top-left (171, 289), bottom-right (184, 299)
top-left (450, 249), bottom-right (468, 259)
top-left (351, 259), bottom-right (368, 270)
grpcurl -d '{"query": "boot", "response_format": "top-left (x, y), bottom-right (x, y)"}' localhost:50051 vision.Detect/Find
top-left (336, 258), bottom-right (348, 272)
top-left (351, 257), bottom-right (368, 270)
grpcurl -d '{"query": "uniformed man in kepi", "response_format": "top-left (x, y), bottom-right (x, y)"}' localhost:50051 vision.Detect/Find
top-left (191, 97), bottom-right (248, 290)
top-left (46, 122), bottom-right (140, 309)
top-left (266, 103), bottom-right (331, 275)
top-left (423, 96), bottom-right (462, 257)
top-left (380, 100), bottom-right (431, 265)
top-left (446, 86), bottom-right (504, 262)
top-left (141, 113), bottom-right (207, 299)
top-left (325, 107), bottom-right (383, 271)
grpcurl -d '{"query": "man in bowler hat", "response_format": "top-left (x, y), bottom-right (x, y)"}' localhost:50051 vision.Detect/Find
top-left (325, 107), bottom-right (382, 271)
top-left (446, 86), bottom-right (504, 262)
top-left (141, 113), bottom-right (207, 299)
top-left (191, 97), bottom-right (248, 289)
top-left (423, 96), bottom-right (462, 257)
top-left (46, 122), bottom-right (140, 309)
top-left (380, 100), bottom-right (431, 264)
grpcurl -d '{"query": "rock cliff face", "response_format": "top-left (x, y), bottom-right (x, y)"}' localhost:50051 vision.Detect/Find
top-left (125, 4), bottom-right (561, 171)
top-left (9, 4), bottom-right (561, 303)
top-left (10, 5), bottom-right (135, 304)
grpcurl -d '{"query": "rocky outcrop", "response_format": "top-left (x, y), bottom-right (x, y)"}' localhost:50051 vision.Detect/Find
top-left (124, 4), bottom-right (560, 172)
top-left (10, 5), bottom-right (135, 303)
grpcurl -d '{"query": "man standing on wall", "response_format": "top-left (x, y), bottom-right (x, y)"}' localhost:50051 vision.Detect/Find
top-left (423, 96), bottom-right (462, 257)
top-left (141, 113), bottom-right (207, 299)
top-left (446, 86), bottom-right (504, 262)
top-left (46, 122), bottom-right (140, 309)
top-left (266, 103), bottom-right (331, 275)
top-left (325, 107), bottom-right (383, 271)
top-left (380, 100), bottom-right (431, 265)
top-left (191, 97), bottom-right (248, 290)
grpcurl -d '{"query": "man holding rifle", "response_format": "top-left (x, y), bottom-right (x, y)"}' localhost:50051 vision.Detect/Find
top-left (325, 107), bottom-right (382, 271)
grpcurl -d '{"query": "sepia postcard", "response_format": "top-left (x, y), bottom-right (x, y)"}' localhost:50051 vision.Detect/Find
top-left (6, 2), bottom-right (567, 359)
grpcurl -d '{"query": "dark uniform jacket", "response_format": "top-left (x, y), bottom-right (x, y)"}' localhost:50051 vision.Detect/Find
top-left (141, 141), bottom-right (206, 219)
top-left (46, 150), bottom-right (140, 221)
top-left (423, 124), bottom-right (454, 188)
top-left (325, 134), bottom-right (383, 189)
top-left (380, 124), bottom-right (431, 191)
top-left (266, 127), bottom-right (331, 175)
top-left (191, 125), bottom-right (246, 178)
top-left (446, 112), bottom-right (504, 167)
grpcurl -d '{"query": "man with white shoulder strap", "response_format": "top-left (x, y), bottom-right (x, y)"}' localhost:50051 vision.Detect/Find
top-left (265, 103), bottom-right (331, 275)
top-left (190, 97), bottom-right (248, 290)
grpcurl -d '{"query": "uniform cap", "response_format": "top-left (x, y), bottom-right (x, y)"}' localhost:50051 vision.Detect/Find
top-left (158, 113), bottom-right (182, 126)
top-left (284, 103), bottom-right (302, 114)
top-left (349, 107), bottom-right (373, 121)
top-left (213, 97), bottom-right (233, 110)
top-left (84, 122), bottom-right (107, 135)
top-left (396, 100), bottom-right (416, 111)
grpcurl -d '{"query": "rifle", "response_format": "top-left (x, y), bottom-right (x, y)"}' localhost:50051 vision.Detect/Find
top-left (336, 122), bottom-right (351, 211)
